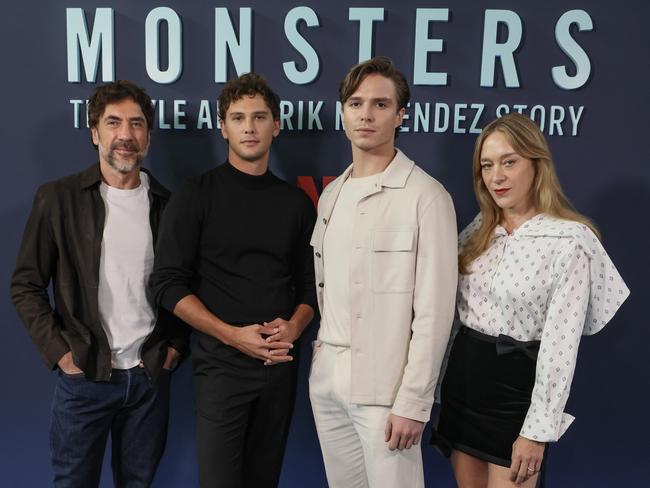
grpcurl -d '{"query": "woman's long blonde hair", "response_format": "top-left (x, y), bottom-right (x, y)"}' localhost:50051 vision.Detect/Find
top-left (459, 113), bottom-right (599, 274)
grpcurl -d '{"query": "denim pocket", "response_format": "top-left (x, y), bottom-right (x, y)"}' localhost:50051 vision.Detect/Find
top-left (59, 370), bottom-right (85, 379)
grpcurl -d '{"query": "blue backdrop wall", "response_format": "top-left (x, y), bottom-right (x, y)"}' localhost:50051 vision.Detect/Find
top-left (1, 1), bottom-right (648, 486)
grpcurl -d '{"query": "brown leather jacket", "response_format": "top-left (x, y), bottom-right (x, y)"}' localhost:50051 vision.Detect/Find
top-left (10, 163), bottom-right (189, 381)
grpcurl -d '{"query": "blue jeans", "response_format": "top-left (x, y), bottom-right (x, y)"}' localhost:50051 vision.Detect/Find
top-left (50, 367), bottom-right (171, 488)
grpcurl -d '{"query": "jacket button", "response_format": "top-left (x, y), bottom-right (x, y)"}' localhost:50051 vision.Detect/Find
top-left (322, 218), bottom-right (327, 225)
top-left (318, 282), bottom-right (324, 288)
top-left (315, 252), bottom-right (321, 258)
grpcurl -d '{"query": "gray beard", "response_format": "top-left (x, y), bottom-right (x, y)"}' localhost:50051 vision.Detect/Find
top-left (104, 146), bottom-right (148, 174)
top-left (106, 155), bottom-right (140, 174)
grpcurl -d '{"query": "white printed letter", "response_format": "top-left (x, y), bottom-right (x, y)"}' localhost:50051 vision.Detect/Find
top-left (480, 10), bottom-right (522, 88)
top-left (215, 8), bottom-right (252, 83)
top-left (145, 7), bottom-right (183, 84)
top-left (552, 10), bottom-right (593, 90)
top-left (349, 8), bottom-right (384, 62)
top-left (283, 7), bottom-right (320, 85)
top-left (413, 8), bottom-right (449, 86)
top-left (66, 8), bottom-right (114, 82)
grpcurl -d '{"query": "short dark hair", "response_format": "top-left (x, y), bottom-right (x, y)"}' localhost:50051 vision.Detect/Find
top-left (87, 80), bottom-right (154, 149)
top-left (339, 57), bottom-right (410, 138)
top-left (218, 72), bottom-right (281, 121)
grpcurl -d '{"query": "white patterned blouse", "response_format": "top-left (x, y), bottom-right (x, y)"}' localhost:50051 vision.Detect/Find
top-left (456, 213), bottom-right (629, 442)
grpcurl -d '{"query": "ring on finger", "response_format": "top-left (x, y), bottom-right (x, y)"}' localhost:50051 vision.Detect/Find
top-left (526, 467), bottom-right (535, 473)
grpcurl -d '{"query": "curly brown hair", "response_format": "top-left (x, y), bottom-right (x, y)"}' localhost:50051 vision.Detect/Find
top-left (218, 72), bottom-right (280, 121)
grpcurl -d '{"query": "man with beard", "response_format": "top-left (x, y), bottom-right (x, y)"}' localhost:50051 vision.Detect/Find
top-left (150, 72), bottom-right (316, 487)
top-left (11, 80), bottom-right (188, 487)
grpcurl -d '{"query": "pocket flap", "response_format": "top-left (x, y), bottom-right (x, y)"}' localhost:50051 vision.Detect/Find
top-left (309, 224), bottom-right (320, 247)
top-left (372, 230), bottom-right (414, 251)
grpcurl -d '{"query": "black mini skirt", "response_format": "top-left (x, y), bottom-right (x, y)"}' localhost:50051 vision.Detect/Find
top-left (433, 326), bottom-right (540, 467)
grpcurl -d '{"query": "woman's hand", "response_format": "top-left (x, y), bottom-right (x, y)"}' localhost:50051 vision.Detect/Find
top-left (510, 436), bottom-right (545, 485)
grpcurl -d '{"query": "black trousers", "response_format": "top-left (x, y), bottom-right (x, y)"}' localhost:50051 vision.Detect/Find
top-left (192, 332), bottom-right (299, 488)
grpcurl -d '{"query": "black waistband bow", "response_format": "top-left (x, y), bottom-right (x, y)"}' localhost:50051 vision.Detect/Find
top-left (495, 334), bottom-right (540, 361)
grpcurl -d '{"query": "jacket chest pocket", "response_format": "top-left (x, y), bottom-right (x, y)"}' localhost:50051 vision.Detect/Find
top-left (370, 229), bottom-right (416, 293)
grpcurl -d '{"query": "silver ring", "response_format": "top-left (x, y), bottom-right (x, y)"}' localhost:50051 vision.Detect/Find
top-left (526, 467), bottom-right (535, 473)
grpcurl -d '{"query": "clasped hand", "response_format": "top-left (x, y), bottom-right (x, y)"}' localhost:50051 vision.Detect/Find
top-left (228, 318), bottom-right (297, 365)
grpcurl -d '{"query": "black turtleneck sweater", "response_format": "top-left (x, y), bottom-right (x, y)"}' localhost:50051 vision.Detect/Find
top-left (150, 161), bottom-right (316, 325)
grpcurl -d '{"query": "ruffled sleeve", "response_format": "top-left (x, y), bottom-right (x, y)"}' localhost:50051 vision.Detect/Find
top-left (571, 226), bottom-right (630, 335)
top-left (519, 216), bottom-right (629, 336)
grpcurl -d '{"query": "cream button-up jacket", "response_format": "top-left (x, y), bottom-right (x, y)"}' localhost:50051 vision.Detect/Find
top-left (310, 149), bottom-right (458, 422)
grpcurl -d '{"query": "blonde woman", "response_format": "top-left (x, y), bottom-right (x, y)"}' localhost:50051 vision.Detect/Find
top-left (433, 114), bottom-right (629, 487)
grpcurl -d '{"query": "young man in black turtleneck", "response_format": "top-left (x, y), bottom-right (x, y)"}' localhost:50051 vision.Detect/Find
top-left (150, 73), bottom-right (316, 488)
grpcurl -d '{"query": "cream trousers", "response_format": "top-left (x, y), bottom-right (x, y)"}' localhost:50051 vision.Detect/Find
top-left (309, 341), bottom-right (425, 488)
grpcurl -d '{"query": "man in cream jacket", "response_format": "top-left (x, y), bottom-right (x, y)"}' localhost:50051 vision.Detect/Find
top-left (308, 57), bottom-right (458, 487)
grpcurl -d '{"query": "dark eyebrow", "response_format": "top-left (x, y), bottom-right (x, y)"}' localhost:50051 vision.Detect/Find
top-left (103, 115), bottom-right (145, 122)
top-left (347, 96), bottom-right (393, 103)
top-left (228, 110), bottom-right (270, 117)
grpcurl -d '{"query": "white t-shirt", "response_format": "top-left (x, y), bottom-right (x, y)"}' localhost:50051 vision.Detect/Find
top-left (319, 174), bottom-right (379, 346)
top-left (98, 172), bottom-right (156, 369)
